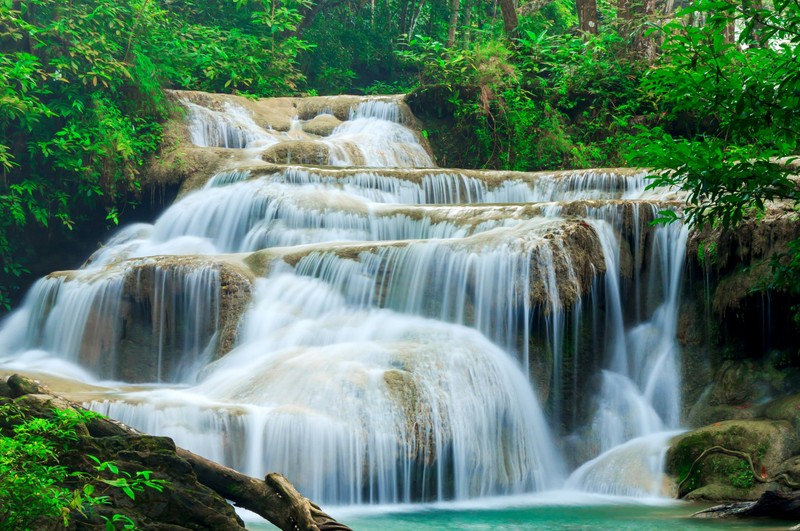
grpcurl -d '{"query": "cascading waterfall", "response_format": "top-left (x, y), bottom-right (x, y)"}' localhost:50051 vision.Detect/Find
top-left (1, 260), bottom-right (222, 384)
top-left (565, 210), bottom-right (689, 496)
top-left (322, 102), bottom-right (433, 167)
top-left (0, 93), bottom-right (688, 507)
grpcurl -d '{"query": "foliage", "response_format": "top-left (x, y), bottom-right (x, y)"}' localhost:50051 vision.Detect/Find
top-left (0, 0), bottom-right (166, 309)
top-left (301, 2), bottom-right (396, 94)
top-left (148, 0), bottom-right (314, 95)
top-left (0, 402), bottom-right (167, 530)
top-left (88, 454), bottom-right (167, 501)
top-left (398, 26), bottom-right (649, 170)
top-left (0, 0), bottom-right (315, 311)
top-left (710, 455), bottom-right (756, 489)
top-left (629, 0), bottom-right (800, 310)
top-left (0, 403), bottom-right (94, 529)
top-left (631, 0), bottom-right (800, 227)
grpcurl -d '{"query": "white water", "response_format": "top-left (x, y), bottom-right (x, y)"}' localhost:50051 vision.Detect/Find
top-left (0, 94), bottom-right (687, 506)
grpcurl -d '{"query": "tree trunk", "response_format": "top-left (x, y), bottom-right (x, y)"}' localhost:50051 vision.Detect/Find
top-left (618, 0), bottom-right (631, 22)
top-left (719, 0), bottom-right (737, 44)
top-left (462, 0), bottom-right (472, 45)
top-left (577, 0), bottom-right (599, 35)
top-left (447, 0), bottom-right (461, 47)
top-left (177, 448), bottom-right (352, 531)
top-left (497, 0), bottom-right (519, 37)
top-left (741, 0), bottom-right (764, 46)
top-left (631, 0), bottom-right (658, 58)
top-left (407, 0), bottom-right (427, 37)
top-left (83, 413), bottom-right (352, 531)
top-left (400, 0), bottom-right (411, 34)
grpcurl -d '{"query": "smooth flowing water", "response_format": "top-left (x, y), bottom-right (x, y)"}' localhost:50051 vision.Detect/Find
top-left (242, 498), bottom-right (784, 531)
top-left (0, 93), bottom-right (699, 524)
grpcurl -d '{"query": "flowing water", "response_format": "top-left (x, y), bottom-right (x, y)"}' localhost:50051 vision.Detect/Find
top-left (0, 93), bottom-right (699, 524)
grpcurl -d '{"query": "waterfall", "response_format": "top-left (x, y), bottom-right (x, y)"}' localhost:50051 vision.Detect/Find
top-left (0, 93), bottom-right (687, 506)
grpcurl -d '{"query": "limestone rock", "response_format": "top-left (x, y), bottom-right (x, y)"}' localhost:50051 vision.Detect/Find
top-left (302, 114), bottom-right (342, 136)
top-left (687, 361), bottom-right (800, 428)
top-left (45, 256), bottom-right (254, 383)
top-left (262, 140), bottom-right (331, 165)
top-left (760, 393), bottom-right (800, 425)
top-left (6, 374), bottom-right (49, 397)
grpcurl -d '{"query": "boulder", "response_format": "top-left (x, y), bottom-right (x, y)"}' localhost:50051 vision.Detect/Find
top-left (686, 361), bottom-right (800, 428)
top-left (1, 376), bottom-right (352, 531)
top-left (262, 140), bottom-right (331, 165)
top-left (302, 114), bottom-right (342, 137)
top-left (667, 419), bottom-right (800, 501)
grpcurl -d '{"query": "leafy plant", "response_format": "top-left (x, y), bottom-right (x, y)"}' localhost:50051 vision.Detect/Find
top-left (629, 0), bottom-right (800, 318)
top-left (730, 459), bottom-right (755, 489)
top-left (89, 455), bottom-right (167, 501)
top-left (0, 403), bottom-right (88, 529)
top-left (0, 402), bottom-right (167, 530)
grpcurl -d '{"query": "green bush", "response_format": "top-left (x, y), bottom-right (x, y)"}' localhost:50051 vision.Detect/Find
top-left (629, 0), bottom-right (800, 318)
top-left (0, 401), bottom-right (167, 530)
top-left (0, 0), bottom-right (315, 310)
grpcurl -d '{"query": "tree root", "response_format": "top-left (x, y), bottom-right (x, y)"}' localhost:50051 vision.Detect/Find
top-left (679, 445), bottom-right (800, 491)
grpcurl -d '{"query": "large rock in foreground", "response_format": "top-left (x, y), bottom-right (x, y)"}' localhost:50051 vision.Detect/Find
top-left (1, 386), bottom-right (244, 529)
top-left (667, 416), bottom-right (800, 501)
top-left (1, 374), bottom-right (351, 531)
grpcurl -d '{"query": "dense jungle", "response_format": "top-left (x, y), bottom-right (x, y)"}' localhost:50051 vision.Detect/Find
top-left (1, 0), bottom-right (800, 529)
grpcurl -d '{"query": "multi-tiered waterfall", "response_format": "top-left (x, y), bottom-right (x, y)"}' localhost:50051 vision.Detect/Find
top-left (0, 92), bottom-right (688, 507)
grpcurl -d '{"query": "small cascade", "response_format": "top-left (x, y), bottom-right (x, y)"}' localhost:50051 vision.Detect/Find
top-left (565, 212), bottom-right (689, 496)
top-left (322, 102), bottom-right (433, 167)
top-left (565, 431), bottom-right (680, 497)
top-left (0, 92), bottom-right (690, 508)
top-left (184, 100), bottom-right (277, 149)
top-left (2, 260), bottom-right (225, 383)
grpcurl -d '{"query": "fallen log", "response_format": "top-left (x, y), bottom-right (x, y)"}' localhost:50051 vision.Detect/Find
top-left (6, 374), bottom-right (352, 531)
top-left (693, 490), bottom-right (800, 520)
top-left (86, 403), bottom-right (352, 530)
top-left (177, 446), bottom-right (352, 531)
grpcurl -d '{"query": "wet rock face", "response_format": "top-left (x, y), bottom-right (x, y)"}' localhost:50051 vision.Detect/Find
top-left (117, 259), bottom-right (253, 382)
top-left (43, 258), bottom-right (254, 384)
top-left (679, 310), bottom-right (800, 429)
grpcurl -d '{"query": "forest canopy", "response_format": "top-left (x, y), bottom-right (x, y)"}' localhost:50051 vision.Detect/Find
top-left (1, 0), bottom-right (798, 310)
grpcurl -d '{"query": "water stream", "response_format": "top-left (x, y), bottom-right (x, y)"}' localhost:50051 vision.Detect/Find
top-left (0, 94), bottom-right (693, 520)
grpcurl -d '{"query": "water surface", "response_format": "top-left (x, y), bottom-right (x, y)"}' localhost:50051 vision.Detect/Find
top-left (241, 496), bottom-right (787, 530)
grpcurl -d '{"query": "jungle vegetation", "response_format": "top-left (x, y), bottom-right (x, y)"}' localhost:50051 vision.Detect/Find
top-left (0, 0), bottom-right (798, 311)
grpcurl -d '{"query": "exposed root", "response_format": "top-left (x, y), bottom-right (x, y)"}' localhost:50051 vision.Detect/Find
top-left (679, 445), bottom-right (800, 491)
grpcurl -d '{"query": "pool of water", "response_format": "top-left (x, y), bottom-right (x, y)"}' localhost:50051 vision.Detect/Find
top-left (241, 493), bottom-right (790, 530)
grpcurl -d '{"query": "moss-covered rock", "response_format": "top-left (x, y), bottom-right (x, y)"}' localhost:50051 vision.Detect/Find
top-left (667, 419), bottom-right (799, 501)
top-left (0, 388), bottom-right (245, 530)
